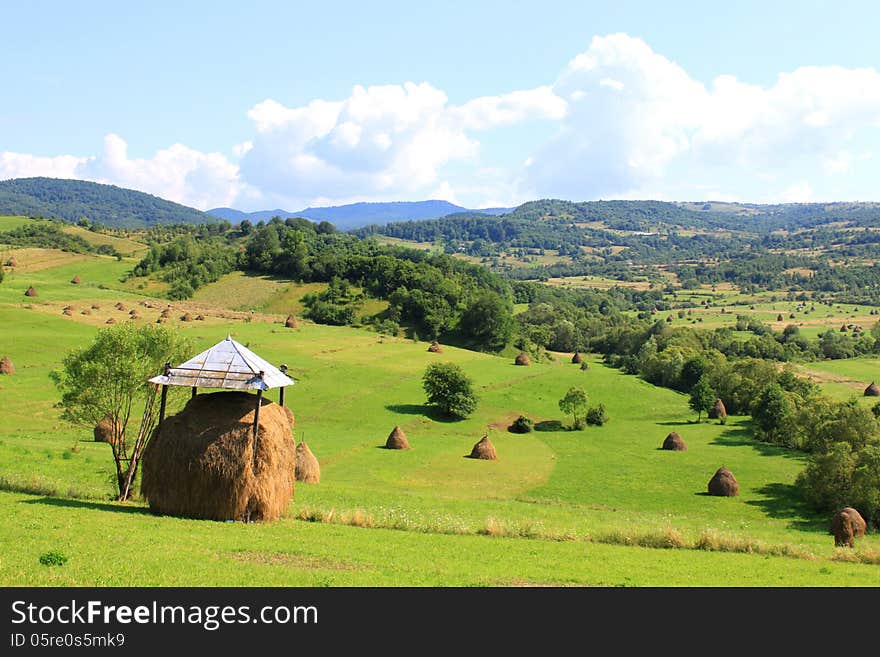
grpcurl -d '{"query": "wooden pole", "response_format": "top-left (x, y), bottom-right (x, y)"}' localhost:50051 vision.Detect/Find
top-left (279, 364), bottom-right (288, 407)
top-left (251, 372), bottom-right (265, 472)
top-left (191, 387), bottom-right (197, 399)
top-left (158, 362), bottom-right (171, 424)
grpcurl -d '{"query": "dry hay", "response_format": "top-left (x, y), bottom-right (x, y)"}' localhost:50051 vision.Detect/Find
top-left (865, 382), bottom-right (880, 397)
top-left (24, 286), bottom-right (37, 297)
top-left (708, 398), bottom-right (727, 420)
top-left (831, 507), bottom-right (867, 548)
top-left (777, 314), bottom-right (784, 322)
top-left (140, 391), bottom-right (296, 521)
top-left (181, 312), bottom-right (193, 322)
top-left (195, 314), bottom-right (205, 321)
top-left (80, 309), bottom-right (91, 316)
top-left (105, 318), bottom-right (116, 324)
top-left (0, 356), bottom-right (15, 375)
top-left (840, 324), bottom-right (848, 332)
top-left (63, 305), bottom-right (73, 311)
top-left (115, 302), bottom-right (127, 312)
top-left (295, 441), bottom-right (320, 484)
top-left (70, 275), bottom-right (81, 284)
top-left (571, 352), bottom-right (583, 364)
top-left (514, 352), bottom-right (531, 366)
top-left (160, 308), bottom-right (172, 318)
top-left (91, 303), bottom-right (100, 310)
top-left (707, 467), bottom-right (739, 497)
top-left (468, 435), bottom-right (498, 460)
top-left (662, 431), bottom-right (687, 451)
top-left (5, 256), bottom-right (17, 267)
top-left (666, 315), bottom-right (673, 322)
top-left (93, 414), bottom-right (120, 444)
top-left (385, 425), bottom-right (410, 450)
top-left (139, 300), bottom-right (150, 307)
top-left (284, 314), bottom-right (299, 329)
top-left (428, 341), bottom-right (443, 353)
top-left (129, 310), bottom-right (141, 320)
top-left (62, 309), bottom-right (73, 316)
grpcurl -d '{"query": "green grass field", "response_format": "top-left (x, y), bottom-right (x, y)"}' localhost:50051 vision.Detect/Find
top-left (1, 246), bottom-right (880, 586)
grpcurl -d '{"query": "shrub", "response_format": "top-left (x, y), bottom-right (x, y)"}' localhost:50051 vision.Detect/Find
top-left (509, 415), bottom-right (534, 433)
top-left (422, 362), bottom-right (477, 419)
top-left (586, 403), bottom-right (609, 426)
top-left (39, 550), bottom-right (68, 567)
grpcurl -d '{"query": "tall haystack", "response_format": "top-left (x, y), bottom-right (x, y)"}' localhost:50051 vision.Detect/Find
top-left (514, 352), bottom-right (531, 366)
top-left (93, 414), bottom-right (120, 444)
top-left (662, 431), bottom-right (687, 451)
top-left (468, 435), bottom-right (498, 460)
top-left (0, 356), bottom-right (15, 375)
top-left (70, 275), bottom-right (81, 284)
top-left (284, 314), bottom-right (299, 328)
top-left (571, 352), bottom-right (583, 364)
top-left (831, 507), bottom-right (866, 548)
top-left (24, 286), bottom-right (37, 297)
top-left (707, 467), bottom-right (739, 497)
top-left (295, 441), bottom-right (320, 483)
top-left (140, 391), bottom-right (295, 521)
top-left (864, 382), bottom-right (880, 397)
top-left (385, 425), bottom-right (410, 450)
top-left (428, 341), bottom-right (443, 353)
top-left (708, 398), bottom-right (727, 420)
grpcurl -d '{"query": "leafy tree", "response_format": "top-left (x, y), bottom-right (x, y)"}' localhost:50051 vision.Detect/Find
top-left (750, 383), bottom-right (795, 444)
top-left (688, 375), bottom-right (715, 422)
top-left (422, 362), bottom-right (477, 419)
top-left (51, 324), bottom-right (191, 501)
top-left (458, 292), bottom-right (514, 350)
top-left (559, 387), bottom-right (589, 430)
top-left (586, 403), bottom-right (609, 426)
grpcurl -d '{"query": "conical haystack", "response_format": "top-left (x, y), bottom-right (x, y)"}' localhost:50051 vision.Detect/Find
top-left (708, 398), bottom-right (727, 420)
top-left (80, 309), bottom-right (91, 315)
top-left (571, 352), bottom-right (583, 364)
top-left (129, 310), bottom-right (141, 320)
top-left (295, 441), bottom-right (320, 483)
top-left (428, 341), bottom-right (443, 353)
top-left (468, 435), bottom-right (497, 460)
top-left (514, 352), bottom-right (531, 366)
top-left (62, 309), bottom-right (73, 316)
top-left (93, 414), bottom-right (120, 444)
top-left (181, 312), bottom-right (193, 322)
top-left (831, 506), bottom-right (866, 548)
top-left (864, 382), bottom-right (880, 397)
top-left (777, 314), bottom-right (784, 322)
top-left (5, 256), bottom-right (17, 267)
top-left (195, 314), bottom-right (205, 321)
top-left (70, 275), bottom-right (81, 284)
top-left (707, 467), bottom-right (739, 497)
top-left (91, 304), bottom-right (100, 310)
top-left (160, 308), bottom-right (171, 318)
top-left (24, 286), bottom-right (37, 297)
top-left (285, 314), bottom-right (299, 328)
top-left (662, 431), bottom-right (687, 451)
top-left (140, 391), bottom-right (295, 521)
top-left (105, 318), bottom-right (116, 324)
top-left (385, 425), bottom-right (410, 450)
top-left (115, 303), bottom-right (127, 312)
top-left (0, 356), bottom-right (15, 375)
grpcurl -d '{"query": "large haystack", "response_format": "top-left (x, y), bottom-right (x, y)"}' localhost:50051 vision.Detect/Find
top-left (93, 414), bottom-right (120, 444)
top-left (295, 441), bottom-right (320, 483)
top-left (708, 398), bottom-right (727, 420)
top-left (571, 352), bottom-right (583, 364)
top-left (284, 314), bottom-right (299, 329)
top-left (24, 286), bottom-right (37, 297)
top-left (865, 382), bottom-right (880, 397)
top-left (662, 431), bottom-right (687, 451)
top-left (428, 341), bottom-right (443, 353)
top-left (468, 435), bottom-right (497, 460)
top-left (70, 275), bottom-right (81, 284)
top-left (0, 356), bottom-right (15, 375)
top-left (514, 352), bottom-right (531, 366)
top-left (140, 391), bottom-right (295, 521)
top-left (831, 506), bottom-right (866, 548)
top-left (385, 425), bottom-right (410, 450)
top-left (707, 467), bottom-right (739, 497)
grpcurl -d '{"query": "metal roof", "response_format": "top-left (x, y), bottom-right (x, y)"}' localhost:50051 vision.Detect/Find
top-left (148, 336), bottom-right (294, 391)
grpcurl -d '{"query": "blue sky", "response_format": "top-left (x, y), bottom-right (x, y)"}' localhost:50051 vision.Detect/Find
top-left (3, 1), bottom-right (880, 210)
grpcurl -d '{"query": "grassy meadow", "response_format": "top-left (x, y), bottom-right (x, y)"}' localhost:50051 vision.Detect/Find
top-left (1, 233), bottom-right (880, 586)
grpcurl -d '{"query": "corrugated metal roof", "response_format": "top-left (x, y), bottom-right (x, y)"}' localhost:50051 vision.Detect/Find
top-left (148, 335), bottom-right (294, 391)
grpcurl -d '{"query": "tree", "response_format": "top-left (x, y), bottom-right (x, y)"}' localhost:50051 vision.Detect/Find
top-left (458, 292), bottom-right (514, 351)
top-left (586, 403), bottom-right (609, 426)
top-left (559, 387), bottom-right (588, 430)
top-left (750, 383), bottom-right (795, 444)
top-left (422, 362), bottom-right (477, 419)
top-left (51, 324), bottom-right (191, 501)
top-left (688, 375), bottom-right (715, 422)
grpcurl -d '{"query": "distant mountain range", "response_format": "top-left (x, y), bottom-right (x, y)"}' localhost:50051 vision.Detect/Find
top-left (208, 201), bottom-right (511, 230)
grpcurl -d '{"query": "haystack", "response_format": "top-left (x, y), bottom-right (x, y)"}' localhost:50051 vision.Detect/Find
top-left (93, 414), bottom-right (120, 444)
top-left (295, 441), bottom-right (320, 484)
top-left (468, 435), bottom-right (497, 460)
top-left (776, 314), bottom-right (784, 322)
top-left (864, 382), bottom-right (880, 397)
top-left (105, 318), bottom-right (116, 324)
top-left (116, 303), bottom-right (127, 312)
top-left (831, 507), bottom-right (866, 548)
top-left (0, 356), bottom-right (15, 375)
top-left (662, 431), bottom-right (687, 451)
top-left (24, 286), bottom-right (37, 297)
top-left (62, 309), bottom-right (73, 316)
top-left (284, 314), bottom-right (299, 328)
top-left (5, 256), bottom-right (17, 267)
top-left (840, 324), bottom-right (848, 332)
top-left (140, 391), bottom-right (295, 522)
top-left (92, 304), bottom-right (100, 310)
top-left (385, 426), bottom-right (410, 450)
top-left (195, 314), bottom-right (205, 321)
top-left (129, 310), bottom-right (141, 320)
top-left (428, 341), bottom-right (443, 353)
top-left (707, 467), bottom-right (739, 496)
top-left (181, 312), bottom-right (193, 322)
top-left (708, 399), bottom-right (727, 420)
top-left (514, 352), bottom-right (531, 366)
top-left (70, 275), bottom-right (81, 284)
top-left (571, 352), bottom-right (583, 364)
top-left (160, 308), bottom-right (171, 318)
top-left (80, 309), bottom-right (91, 315)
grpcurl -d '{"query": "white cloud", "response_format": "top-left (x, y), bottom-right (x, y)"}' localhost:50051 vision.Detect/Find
top-left (0, 152), bottom-right (85, 179)
top-left (780, 182), bottom-right (814, 202)
top-left (453, 86), bottom-right (567, 129)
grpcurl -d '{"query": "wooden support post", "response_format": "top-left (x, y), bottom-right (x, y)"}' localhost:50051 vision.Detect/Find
top-left (158, 362), bottom-right (171, 424)
top-left (191, 387), bottom-right (197, 399)
top-left (251, 372), bottom-right (265, 472)
top-left (279, 364), bottom-right (288, 407)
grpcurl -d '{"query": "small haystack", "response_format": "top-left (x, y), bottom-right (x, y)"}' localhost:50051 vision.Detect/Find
top-left (24, 286), bottom-right (37, 297)
top-left (195, 314), bottom-right (205, 321)
top-left (140, 391), bottom-right (295, 521)
top-left (514, 352), bottom-right (531, 366)
top-left (5, 256), bottom-right (18, 267)
top-left (129, 310), bottom-right (141, 320)
top-left (831, 507), bottom-right (867, 548)
top-left (181, 313), bottom-right (193, 322)
top-left (91, 304), bottom-right (100, 310)
top-left (776, 314), bottom-right (784, 322)
top-left (295, 441), bottom-right (320, 483)
top-left (428, 341), bottom-right (443, 353)
top-left (116, 303), bottom-right (127, 312)
top-left (0, 356), bottom-right (15, 375)
top-left (284, 314), bottom-right (299, 329)
top-left (70, 275), bottom-right (81, 284)
top-left (864, 382), bottom-right (880, 397)
top-left (662, 431), bottom-right (687, 451)
top-left (840, 324), bottom-right (848, 332)
top-left (707, 467), bottom-right (739, 497)
top-left (160, 308), bottom-right (171, 318)
top-left (708, 398), bottom-right (727, 420)
top-left (93, 414), bottom-right (120, 444)
top-left (571, 352), bottom-right (583, 364)
top-left (385, 426), bottom-right (410, 450)
top-left (62, 309), bottom-right (73, 316)
top-left (80, 309), bottom-right (91, 316)
top-left (468, 435), bottom-right (498, 460)
top-left (666, 315), bottom-right (673, 323)
top-left (106, 318), bottom-right (116, 324)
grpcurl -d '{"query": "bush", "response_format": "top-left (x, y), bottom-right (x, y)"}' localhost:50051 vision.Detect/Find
top-left (509, 415), bottom-right (534, 433)
top-left (39, 550), bottom-right (68, 567)
top-left (422, 362), bottom-right (477, 419)
top-left (586, 403), bottom-right (609, 426)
